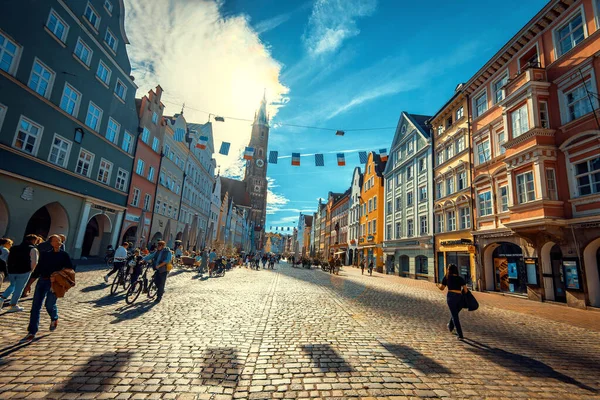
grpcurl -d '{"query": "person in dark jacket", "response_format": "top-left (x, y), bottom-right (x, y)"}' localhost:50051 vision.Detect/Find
top-left (0, 237), bottom-right (13, 295)
top-left (22, 235), bottom-right (73, 341)
top-left (1, 235), bottom-right (38, 312)
top-left (437, 263), bottom-right (467, 340)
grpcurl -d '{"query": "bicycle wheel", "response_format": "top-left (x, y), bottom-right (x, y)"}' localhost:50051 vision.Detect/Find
top-left (125, 280), bottom-right (142, 304)
top-left (110, 273), bottom-right (120, 295)
top-left (123, 274), bottom-right (131, 291)
top-left (106, 257), bottom-right (114, 268)
top-left (147, 277), bottom-right (158, 299)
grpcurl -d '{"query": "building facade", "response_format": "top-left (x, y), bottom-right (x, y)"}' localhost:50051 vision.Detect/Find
top-left (330, 190), bottom-right (350, 262)
top-left (0, 0), bottom-right (139, 258)
top-left (347, 167), bottom-right (363, 266)
top-left (383, 113), bottom-right (434, 280)
top-left (358, 153), bottom-right (386, 271)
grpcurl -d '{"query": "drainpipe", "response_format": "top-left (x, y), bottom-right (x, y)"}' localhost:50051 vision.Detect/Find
top-left (466, 93), bottom-right (480, 290)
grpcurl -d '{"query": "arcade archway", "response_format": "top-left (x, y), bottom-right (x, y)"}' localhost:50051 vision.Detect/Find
top-left (81, 214), bottom-right (111, 257)
top-left (24, 202), bottom-right (69, 240)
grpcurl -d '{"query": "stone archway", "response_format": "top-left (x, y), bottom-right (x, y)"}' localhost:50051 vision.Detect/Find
top-left (583, 238), bottom-right (600, 308)
top-left (82, 213), bottom-right (112, 257)
top-left (24, 202), bottom-right (69, 240)
top-left (0, 195), bottom-right (8, 237)
top-left (483, 243), bottom-right (501, 291)
top-left (122, 225), bottom-right (137, 245)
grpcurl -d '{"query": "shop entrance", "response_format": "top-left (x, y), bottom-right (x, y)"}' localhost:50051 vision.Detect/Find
top-left (437, 252), bottom-right (445, 283)
top-left (386, 255), bottom-right (395, 274)
top-left (492, 242), bottom-right (526, 294)
top-left (446, 252), bottom-right (471, 286)
top-left (399, 255), bottom-right (409, 276)
top-left (122, 226), bottom-right (137, 246)
top-left (82, 214), bottom-right (111, 257)
top-left (550, 245), bottom-right (566, 303)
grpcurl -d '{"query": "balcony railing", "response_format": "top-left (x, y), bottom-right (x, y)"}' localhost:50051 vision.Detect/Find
top-left (505, 66), bottom-right (547, 98)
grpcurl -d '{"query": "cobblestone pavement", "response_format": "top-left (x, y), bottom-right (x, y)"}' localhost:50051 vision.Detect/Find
top-left (1, 262), bottom-right (599, 399)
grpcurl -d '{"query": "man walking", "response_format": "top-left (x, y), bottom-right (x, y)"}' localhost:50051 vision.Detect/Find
top-left (1, 235), bottom-right (36, 312)
top-left (360, 259), bottom-right (365, 275)
top-left (0, 238), bottom-right (13, 294)
top-left (104, 242), bottom-right (129, 283)
top-left (22, 235), bottom-right (73, 341)
top-left (147, 241), bottom-right (171, 303)
top-left (208, 248), bottom-right (217, 275)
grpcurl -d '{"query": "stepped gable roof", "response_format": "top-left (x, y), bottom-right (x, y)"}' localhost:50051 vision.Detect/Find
top-left (220, 177), bottom-right (251, 208)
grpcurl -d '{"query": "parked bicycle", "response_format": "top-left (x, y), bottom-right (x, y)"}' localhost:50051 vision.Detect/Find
top-left (125, 262), bottom-right (158, 304)
top-left (110, 259), bottom-right (131, 295)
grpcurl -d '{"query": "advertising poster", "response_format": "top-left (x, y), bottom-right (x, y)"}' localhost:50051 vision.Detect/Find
top-left (563, 260), bottom-right (580, 290)
top-left (508, 262), bottom-right (518, 279)
top-left (494, 257), bottom-right (509, 291)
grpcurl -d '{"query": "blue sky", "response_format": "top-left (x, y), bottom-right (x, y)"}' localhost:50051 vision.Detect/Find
top-left (125, 0), bottom-right (548, 232)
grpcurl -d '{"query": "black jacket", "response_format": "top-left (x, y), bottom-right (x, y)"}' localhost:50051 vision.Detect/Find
top-left (7, 243), bottom-right (35, 275)
top-left (31, 250), bottom-right (73, 280)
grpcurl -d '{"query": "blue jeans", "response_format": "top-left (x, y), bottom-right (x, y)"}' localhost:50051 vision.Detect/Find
top-left (2, 272), bottom-right (31, 306)
top-left (27, 279), bottom-right (58, 335)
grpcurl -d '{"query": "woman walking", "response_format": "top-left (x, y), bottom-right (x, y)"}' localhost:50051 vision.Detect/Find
top-left (438, 263), bottom-right (467, 340)
top-left (1, 235), bottom-right (38, 312)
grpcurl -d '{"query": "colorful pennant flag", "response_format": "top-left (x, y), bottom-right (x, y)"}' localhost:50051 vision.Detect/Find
top-left (269, 151), bottom-right (278, 164)
top-left (291, 153), bottom-right (300, 166)
top-left (244, 147), bottom-right (255, 160)
top-left (379, 148), bottom-right (388, 161)
top-left (195, 135), bottom-right (208, 149)
top-left (174, 127), bottom-right (186, 142)
top-left (359, 151), bottom-right (368, 164)
top-left (287, 227), bottom-right (291, 231)
top-left (315, 154), bottom-right (324, 167)
top-left (337, 153), bottom-right (346, 166)
top-left (275, 227), bottom-right (279, 231)
top-left (219, 142), bottom-right (230, 155)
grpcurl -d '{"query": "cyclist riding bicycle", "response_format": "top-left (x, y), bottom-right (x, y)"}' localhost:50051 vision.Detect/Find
top-left (104, 242), bottom-right (129, 283)
top-left (128, 249), bottom-right (145, 284)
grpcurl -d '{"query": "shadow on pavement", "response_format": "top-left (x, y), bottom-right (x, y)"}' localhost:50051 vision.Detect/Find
top-left (301, 344), bottom-right (353, 373)
top-left (109, 300), bottom-right (156, 324)
top-left (0, 334), bottom-right (50, 358)
top-left (198, 347), bottom-right (242, 387)
top-left (80, 283), bottom-right (107, 293)
top-left (82, 293), bottom-right (125, 308)
top-left (382, 343), bottom-right (452, 375)
top-left (464, 339), bottom-right (598, 393)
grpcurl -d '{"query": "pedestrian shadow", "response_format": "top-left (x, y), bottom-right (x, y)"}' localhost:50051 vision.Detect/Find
top-left (0, 334), bottom-right (50, 359)
top-left (382, 343), bottom-right (452, 375)
top-left (52, 350), bottom-right (133, 393)
top-left (464, 339), bottom-right (598, 393)
top-left (80, 283), bottom-right (106, 293)
top-left (301, 344), bottom-right (353, 373)
top-left (197, 347), bottom-right (242, 387)
top-left (81, 293), bottom-right (125, 308)
top-left (109, 300), bottom-right (156, 324)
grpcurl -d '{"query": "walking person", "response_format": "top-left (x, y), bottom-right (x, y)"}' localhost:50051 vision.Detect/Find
top-left (368, 260), bottom-right (374, 276)
top-left (437, 263), bottom-right (467, 340)
top-left (22, 235), bottom-right (73, 341)
top-left (360, 259), bottom-right (365, 275)
top-left (0, 238), bottom-right (13, 295)
top-left (146, 241), bottom-right (172, 303)
top-left (104, 242), bottom-right (129, 283)
top-left (1, 235), bottom-right (38, 312)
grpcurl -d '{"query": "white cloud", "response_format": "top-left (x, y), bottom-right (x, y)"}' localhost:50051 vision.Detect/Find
top-left (266, 177), bottom-right (289, 214)
top-left (270, 216), bottom-right (300, 225)
top-left (303, 0), bottom-right (377, 56)
top-left (124, 0), bottom-right (289, 177)
top-left (255, 12), bottom-right (294, 34)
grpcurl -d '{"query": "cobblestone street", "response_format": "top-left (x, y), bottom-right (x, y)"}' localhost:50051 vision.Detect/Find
top-left (1, 262), bottom-right (599, 399)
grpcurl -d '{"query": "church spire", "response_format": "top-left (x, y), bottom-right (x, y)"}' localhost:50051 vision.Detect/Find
top-left (254, 91), bottom-right (268, 126)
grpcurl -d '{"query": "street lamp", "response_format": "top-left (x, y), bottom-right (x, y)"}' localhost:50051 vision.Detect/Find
top-left (208, 113), bottom-right (225, 123)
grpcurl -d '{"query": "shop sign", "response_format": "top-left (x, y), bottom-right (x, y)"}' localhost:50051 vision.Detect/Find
top-left (563, 259), bottom-right (581, 290)
top-left (93, 204), bottom-right (116, 213)
top-left (367, 235), bottom-right (374, 242)
top-left (125, 213), bottom-right (140, 222)
top-left (359, 238), bottom-right (365, 243)
top-left (441, 239), bottom-right (473, 246)
top-left (21, 186), bottom-right (34, 201)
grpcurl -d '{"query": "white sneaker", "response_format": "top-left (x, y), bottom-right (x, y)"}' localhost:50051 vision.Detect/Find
top-left (6, 305), bottom-right (24, 313)
top-left (104, 275), bottom-right (109, 283)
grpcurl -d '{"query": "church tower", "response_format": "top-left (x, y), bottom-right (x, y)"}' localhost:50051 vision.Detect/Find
top-left (244, 94), bottom-right (269, 250)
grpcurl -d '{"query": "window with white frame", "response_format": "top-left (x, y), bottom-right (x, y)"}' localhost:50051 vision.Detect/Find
top-left (115, 168), bottom-right (128, 191)
top-left (436, 181), bottom-right (443, 199)
top-left (75, 149), bottom-right (94, 177)
top-left (437, 150), bottom-right (444, 166)
top-left (152, 137), bottom-right (160, 152)
top-left (407, 139), bottom-right (414, 154)
top-left (143, 194), bottom-right (151, 211)
top-left (478, 191), bottom-right (493, 216)
top-left (474, 91), bottom-right (488, 117)
top-left (436, 214), bottom-right (444, 233)
top-left (395, 196), bottom-right (401, 211)
top-left (0, 32), bottom-right (20, 74)
top-left (162, 202), bottom-right (166, 215)
top-left (48, 134), bottom-right (71, 167)
top-left (546, 168), bottom-right (558, 200)
top-left (372, 219), bottom-right (376, 234)
top-left (420, 216), bottom-right (428, 235)
top-left (516, 171), bottom-right (535, 203)
top-left (104, 29), bottom-right (118, 52)
top-left (141, 127), bottom-right (150, 143)
top-left (497, 130), bottom-right (506, 155)
top-left (148, 166), bottom-right (155, 182)
top-left (539, 101), bottom-right (549, 128)
top-left (104, 0), bottom-right (113, 13)
top-left (105, 118), bottom-right (119, 143)
top-left (564, 81), bottom-right (597, 123)
top-left (152, 112), bottom-right (158, 124)
top-left (458, 171), bottom-right (467, 191)
top-left (574, 156), bottom-right (600, 196)
top-left (555, 11), bottom-right (585, 58)
top-left (386, 224), bottom-right (392, 240)
top-left (419, 185), bottom-right (427, 202)
top-left (407, 191), bottom-right (413, 206)
top-left (419, 157), bottom-right (426, 172)
top-left (121, 131), bottom-right (133, 153)
top-left (493, 73), bottom-right (508, 104)
top-left (407, 219), bottom-right (414, 237)
top-left (407, 165), bottom-right (413, 179)
top-left (46, 10), bottom-right (69, 42)
top-left (437, 125), bottom-right (443, 135)
top-left (477, 140), bottom-right (491, 164)
top-left (96, 61), bottom-right (111, 85)
top-left (511, 104), bottom-right (529, 138)
top-left (499, 186), bottom-right (509, 212)
top-left (136, 159), bottom-right (145, 175)
top-left (446, 143), bottom-right (454, 160)
top-left (456, 106), bottom-right (464, 120)
top-left (386, 201), bottom-right (392, 214)
top-left (367, 220), bottom-right (371, 234)
top-left (395, 222), bottom-right (402, 238)
top-left (59, 83), bottom-right (81, 116)
top-left (84, 3), bottom-right (100, 29)
top-left (97, 158), bottom-right (112, 184)
top-left (13, 116), bottom-right (42, 155)
top-left (456, 135), bottom-right (465, 153)
top-left (459, 207), bottom-right (471, 229)
top-left (28, 59), bottom-right (54, 98)
top-left (114, 79), bottom-right (126, 101)
top-left (373, 195), bottom-right (377, 209)
top-left (155, 199), bottom-right (161, 213)
top-left (446, 210), bottom-right (456, 231)
top-left (74, 38), bottom-right (93, 66)
top-left (131, 188), bottom-right (140, 207)
top-left (446, 177), bottom-right (455, 195)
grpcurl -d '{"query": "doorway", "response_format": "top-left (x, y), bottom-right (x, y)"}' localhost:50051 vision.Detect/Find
top-left (550, 244), bottom-right (566, 303)
top-left (25, 206), bottom-right (51, 239)
top-left (492, 242), bottom-right (526, 294)
top-left (400, 255), bottom-right (409, 276)
top-left (24, 202), bottom-right (69, 240)
top-left (122, 226), bottom-right (137, 246)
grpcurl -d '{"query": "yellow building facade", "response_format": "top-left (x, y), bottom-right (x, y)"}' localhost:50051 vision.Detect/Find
top-left (431, 87), bottom-right (475, 285)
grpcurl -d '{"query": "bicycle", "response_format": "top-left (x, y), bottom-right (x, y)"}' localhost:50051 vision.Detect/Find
top-left (125, 263), bottom-right (158, 304)
top-left (110, 260), bottom-right (131, 295)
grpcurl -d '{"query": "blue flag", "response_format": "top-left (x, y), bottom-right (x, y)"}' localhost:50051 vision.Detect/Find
top-left (219, 142), bottom-right (230, 155)
top-left (315, 154), bottom-right (324, 167)
top-left (173, 127), bottom-right (186, 142)
top-left (359, 151), bottom-right (367, 164)
top-left (269, 151), bottom-right (278, 164)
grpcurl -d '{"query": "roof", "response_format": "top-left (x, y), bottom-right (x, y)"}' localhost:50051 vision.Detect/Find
top-left (188, 122), bottom-right (215, 151)
top-left (428, 85), bottom-right (465, 122)
top-left (304, 215), bottom-right (313, 227)
top-left (220, 177), bottom-right (251, 208)
top-left (405, 113), bottom-right (432, 138)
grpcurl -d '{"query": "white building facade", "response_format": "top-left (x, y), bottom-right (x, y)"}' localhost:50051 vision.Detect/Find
top-left (347, 167), bottom-right (363, 266)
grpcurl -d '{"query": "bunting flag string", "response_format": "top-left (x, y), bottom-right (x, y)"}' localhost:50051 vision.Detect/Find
top-left (269, 151), bottom-right (278, 164)
top-left (195, 135), bottom-right (208, 149)
top-left (379, 148), bottom-right (388, 162)
top-left (291, 153), bottom-right (301, 166)
top-left (358, 151), bottom-right (368, 164)
top-left (219, 142), bottom-right (230, 155)
top-left (315, 154), bottom-right (324, 167)
top-left (173, 127), bottom-right (186, 142)
top-left (243, 147), bottom-right (254, 160)
top-left (337, 153), bottom-right (346, 166)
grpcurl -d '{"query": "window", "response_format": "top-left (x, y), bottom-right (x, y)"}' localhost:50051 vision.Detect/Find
top-left (460, 207), bottom-right (471, 230)
top-left (373, 196), bottom-right (377, 209)
top-left (436, 214), bottom-right (444, 233)
top-left (546, 169), bottom-right (558, 200)
top-left (407, 219), bottom-right (414, 237)
top-left (48, 134), bottom-right (71, 167)
top-left (437, 125), bottom-right (443, 135)
top-left (574, 156), bottom-right (600, 196)
top-left (539, 102), bottom-right (549, 128)
top-left (104, 29), bottom-right (118, 52)
top-left (407, 139), bottom-right (414, 154)
top-left (28, 59), bottom-right (54, 98)
top-left (511, 104), bottom-right (529, 138)
top-left (0, 104), bottom-right (6, 131)
top-left (436, 182), bottom-right (443, 199)
top-left (13, 116), bottom-right (42, 155)
top-left (516, 171), bottom-right (535, 203)
top-left (445, 144), bottom-right (454, 160)
top-left (0, 32), bottom-right (20, 74)
top-left (148, 166), bottom-right (155, 182)
top-left (477, 140), bottom-right (491, 164)
top-left (84, 3), bottom-right (100, 29)
top-left (115, 168), bottom-right (128, 191)
top-left (97, 158), bottom-right (112, 184)
top-left (395, 222), bottom-right (402, 238)
top-left (446, 177), bottom-right (455, 195)
top-left (372, 219), bottom-right (376, 234)
top-left (104, 0), bottom-right (113, 13)
top-left (395, 196), bottom-right (401, 211)
top-left (143, 194), bottom-right (151, 211)
top-left (497, 131), bottom-right (506, 155)
top-left (396, 173), bottom-right (401, 185)
top-left (493, 73), bottom-right (508, 104)
top-left (141, 127), bottom-right (150, 143)
top-left (59, 83), bottom-right (81, 116)
top-left (456, 106), bottom-right (464, 120)
top-left (74, 38), bottom-right (93, 66)
top-left (446, 116), bottom-right (453, 128)
top-left (152, 112), bottom-right (159, 124)
top-left (96, 61), bottom-right (111, 85)
top-left (437, 151), bottom-right (444, 166)
top-left (446, 211), bottom-right (456, 231)
top-left (367, 221), bottom-right (371, 234)
top-left (478, 191), bottom-right (492, 216)
top-left (368, 199), bottom-right (372, 213)
top-left (131, 188), bottom-right (140, 207)
top-left (136, 159), bottom-right (145, 175)
top-left (407, 165), bottom-right (413, 180)
top-left (500, 186), bottom-right (509, 212)
top-left (387, 201), bottom-right (392, 214)
top-left (152, 137), bottom-right (160, 152)
top-left (416, 256), bottom-right (428, 275)
top-left (46, 10), bottom-right (69, 42)
top-left (419, 186), bottom-right (427, 202)
top-left (105, 118), bottom-right (119, 143)
top-left (418, 157), bottom-right (426, 172)
top-left (407, 191), bottom-right (413, 206)
top-left (564, 81), bottom-right (596, 123)
top-left (75, 149), bottom-right (94, 177)
top-left (114, 79), bottom-right (126, 101)
top-left (458, 171), bottom-right (467, 191)
top-left (456, 135), bottom-right (465, 153)
top-left (420, 216), bottom-right (428, 235)
top-left (474, 91), bottom-right (488, 117)
top-left (555, 11), bottom-right (585, 57)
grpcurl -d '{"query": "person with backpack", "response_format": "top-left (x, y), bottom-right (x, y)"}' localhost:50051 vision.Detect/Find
top-left (0, 238), bottom-right (13, 295)
top-left (1, 235), bottom-right (38, 312)
top-left (438, 263), bottom-right (467, 340)
top-left (146, 241), bottom-right (172, 303)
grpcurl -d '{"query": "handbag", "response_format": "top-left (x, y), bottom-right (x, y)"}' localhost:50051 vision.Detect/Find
top-left (463, 290), bottom-right (479, 311)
